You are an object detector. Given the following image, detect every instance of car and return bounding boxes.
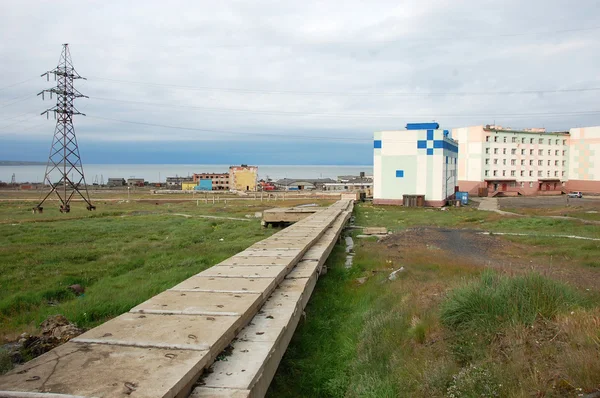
[567,191,583,198]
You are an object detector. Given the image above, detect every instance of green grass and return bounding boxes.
[0,200,284,340]
[271,203,600,397]
[440,271,586,332]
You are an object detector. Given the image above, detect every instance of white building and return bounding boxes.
[374,123,458,207]
[452,125,600,196]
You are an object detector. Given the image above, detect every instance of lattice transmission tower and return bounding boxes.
[34,44,95,213]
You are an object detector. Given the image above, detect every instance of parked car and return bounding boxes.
[567,191,583,198]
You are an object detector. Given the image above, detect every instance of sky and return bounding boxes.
[0,0,599,164]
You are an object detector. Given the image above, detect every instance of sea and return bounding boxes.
[0,164,374,184]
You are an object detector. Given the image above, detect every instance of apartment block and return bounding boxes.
[453,124,600,195]
[453,125,571,196]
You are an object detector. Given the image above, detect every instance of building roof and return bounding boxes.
[274,178,336,186]
[483,125,569,135]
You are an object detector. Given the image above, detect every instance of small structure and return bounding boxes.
[107,178,126,187]
[181,181,198,191]
[229,165,258,191]
[374,123,458,207]
[166,176,193,189]
[127,178,145,187]
[261,206,321,227]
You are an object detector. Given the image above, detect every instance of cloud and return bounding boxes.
[0,0,599,164]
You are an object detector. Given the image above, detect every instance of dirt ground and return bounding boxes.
[378,227,600,292]
[499,195,600,210]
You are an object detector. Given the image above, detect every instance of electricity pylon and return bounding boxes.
[34,44,94,213]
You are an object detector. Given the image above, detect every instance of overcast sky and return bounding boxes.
[0,0,599,164]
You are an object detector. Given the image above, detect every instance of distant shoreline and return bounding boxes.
[0,161,46,166]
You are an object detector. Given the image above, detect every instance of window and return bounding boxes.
[503,159,507,165]
[547,171,550,177]
[563,140,566,145]
[486,136,490,142]
[485,148,490,154]
[485,170,489,176]
[503,148,507,155]
[529,182,533,188]
[521,149,525,155]
[538,149,543,155]
[562,171,565,177]
[502,170,506,176]
[520,171,524,177]
[554,171,559,177]
[548,139,551,145]
[485,158,490,165]
[511,159,516,165]
[529,171,533,177]
[530,138,534,144]
[494,148,498,154]
[530,160,534,166]
[555,160,559,166]
[512,137,517,143]
[511,170,515,177]
[503,136,507,143]
[493,159,498,165]
[530,149,534,155]
[511,148,516,155]
[539,138,543,144]
[494,136,498,142]
[547,150,551,155]
[547,160,551,166]
[493,170,497,176]
[555,139,560,145]
[521,159,525,165]
[562,150,566,156]
[521,138,526,144]
[521,182,525,188]
[538,171,543,177]
[555,150,559,156]
[538,160,543,166]
[562,160,565,166]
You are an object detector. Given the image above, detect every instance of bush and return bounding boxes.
[0,349,12,375]
[440,271,584,332]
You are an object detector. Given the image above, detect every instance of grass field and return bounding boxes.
[0,198,333,344]
[269,202,600,397]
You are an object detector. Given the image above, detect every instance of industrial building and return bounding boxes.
[193,173,229,191]
[107,178,125,187]
[166,176,193,188]
[452,125,600,196]
[374,123,458,207]
[126,178,145,187]
[229,165,258,191]
[274,178,335,191]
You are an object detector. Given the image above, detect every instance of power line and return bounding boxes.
[86,96,600,119]
[0,77,38,92]
[87,76,600,97]
[86,115,371,142]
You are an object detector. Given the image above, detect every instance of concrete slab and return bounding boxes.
[285,260,320,279]
[170,277,276,294]
[190,388,250,398]
[197,265,288,279]
[72,312,240,352]
[217,256,291,267]
[130,291,262,316]
[0,343,209,398]
[201,340,273,389]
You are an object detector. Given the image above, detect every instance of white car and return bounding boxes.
[567,191,583,198]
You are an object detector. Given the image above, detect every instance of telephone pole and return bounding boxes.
[33,44,95,213]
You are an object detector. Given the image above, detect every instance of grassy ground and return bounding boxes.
[0,199,332,343]
[269,202,600,397]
